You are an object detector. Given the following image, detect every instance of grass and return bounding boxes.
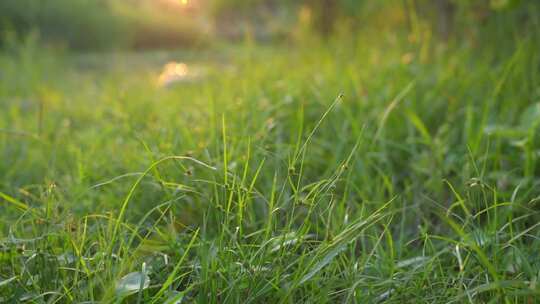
[1,25,540,303]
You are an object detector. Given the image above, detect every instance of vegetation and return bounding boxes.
[0,0,209,50]
[1,1,540,303]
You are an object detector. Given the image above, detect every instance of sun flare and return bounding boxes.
[160,0,190,7]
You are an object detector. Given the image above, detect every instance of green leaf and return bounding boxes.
[298,243,347,285]
[0,276,17,287]
[163,291,187,304]
[115,272,150,297]
[297,197,395,286]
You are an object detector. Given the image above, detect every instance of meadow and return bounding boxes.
[1,7,540,303]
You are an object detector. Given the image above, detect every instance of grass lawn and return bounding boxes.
[1,30,540,302]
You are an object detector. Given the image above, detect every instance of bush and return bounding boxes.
[0,0,210,50]
[0,0,128,50]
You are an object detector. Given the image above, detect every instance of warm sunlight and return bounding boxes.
[2,0,537,302]
[162,0,190,7]
[158,61,189,87]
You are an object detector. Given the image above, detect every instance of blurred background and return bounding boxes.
[0,0,537,51]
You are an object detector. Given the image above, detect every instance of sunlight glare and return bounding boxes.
[158,62,190,87]
[160,0,190,8]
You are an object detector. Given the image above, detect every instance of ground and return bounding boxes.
[1,33,540,303]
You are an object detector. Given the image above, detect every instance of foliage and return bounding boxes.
[0,0,128,49]
[1,2,540,303]
[0,0,209,50]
